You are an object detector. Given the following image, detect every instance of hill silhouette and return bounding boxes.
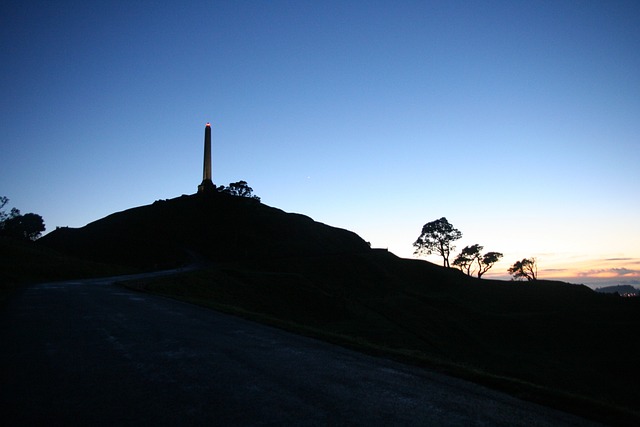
[36,192,640,425]
[39,192,371,269]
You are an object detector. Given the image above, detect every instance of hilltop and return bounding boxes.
[39,192,370,269]
[34,193,640,425]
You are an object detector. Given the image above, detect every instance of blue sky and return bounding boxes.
[2,1,639,287]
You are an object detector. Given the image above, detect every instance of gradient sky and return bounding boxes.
[2,1,639,288]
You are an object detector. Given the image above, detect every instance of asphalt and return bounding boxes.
[0,274,604,426]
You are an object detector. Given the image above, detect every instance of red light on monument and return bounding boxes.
[206,122,211,127]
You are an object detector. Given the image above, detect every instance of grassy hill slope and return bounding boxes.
[32,192,640,425]
[0,237,128,304]
[124,253,640,426]
[39,192,370,269]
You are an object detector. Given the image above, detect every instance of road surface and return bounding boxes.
[1,274,603,426]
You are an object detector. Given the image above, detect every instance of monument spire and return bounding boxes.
[198,122,215,193]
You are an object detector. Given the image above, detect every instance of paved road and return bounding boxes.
[1,275,603,426]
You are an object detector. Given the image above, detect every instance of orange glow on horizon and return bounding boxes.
[477,256,640,284]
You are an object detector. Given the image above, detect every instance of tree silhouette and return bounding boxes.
[453,245,503,278]
[0,196,7,221]
[0,196,45,241]
[0,196,20,223]
[508,257,538,281]
[453,244,482,275]
[477,251,503,278]
[1,212,45,241]
[413,217,462,267]
[219,181,261,202]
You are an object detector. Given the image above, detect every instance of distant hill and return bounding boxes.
[38,192,371,269]
[595,284,640,296]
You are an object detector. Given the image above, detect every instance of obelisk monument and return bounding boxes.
[198,122,215,193]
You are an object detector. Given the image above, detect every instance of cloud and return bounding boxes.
[610,268,638,276]
[577,267,640,278]
[602,257,640,265]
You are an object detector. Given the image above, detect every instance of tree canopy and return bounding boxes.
[0,197,45,241]
[218,181,261,202]
[478,251,503,278]
[452,244,482,275]
[508,257,538,281]
[413,217,462,267]
[0,196,19,223]
[453,244,503,278]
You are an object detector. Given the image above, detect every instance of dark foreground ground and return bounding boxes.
[0,274,603,426]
